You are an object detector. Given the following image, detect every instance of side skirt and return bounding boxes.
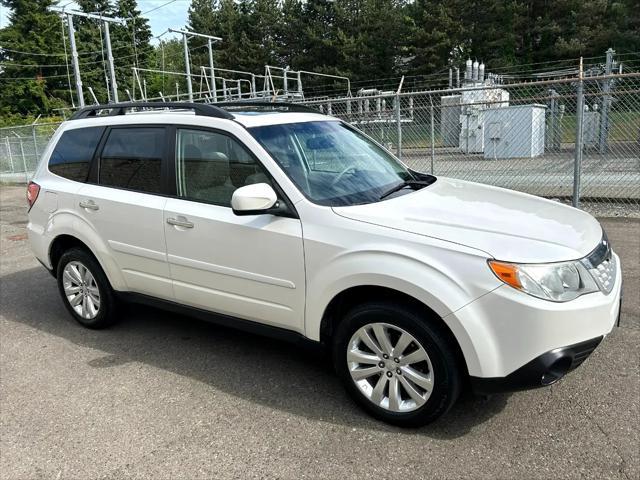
[116,291,322,350]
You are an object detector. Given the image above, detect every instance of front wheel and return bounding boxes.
[333,301,462,427]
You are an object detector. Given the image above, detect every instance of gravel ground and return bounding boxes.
[0,185,638,480]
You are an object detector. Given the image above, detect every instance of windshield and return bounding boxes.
[249,121,423,206]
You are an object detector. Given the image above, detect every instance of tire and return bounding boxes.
[332,301,462,427]
[56,247,119,329]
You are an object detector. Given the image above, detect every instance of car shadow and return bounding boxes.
[0,267,509,438]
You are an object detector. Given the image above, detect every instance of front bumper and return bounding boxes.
[470,336,603,394]
[446,253,622,379]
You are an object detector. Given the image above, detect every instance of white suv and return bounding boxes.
[27,102,622,426]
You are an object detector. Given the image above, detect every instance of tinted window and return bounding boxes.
[176,128,270,206]
[99,127,165,194]
[48,127,104,182]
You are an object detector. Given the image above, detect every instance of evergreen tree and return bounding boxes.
[337,0,411,80]
[245,0,282,71]
[2,0,639,117]
[146,38,187,99]
[186,0,217,69]
[277,0,306,68]
[113,0,153,97]
[407,0,464,75]
[210,0,249,70]
[0,0,68,116]
[297,0,340,73]
[459,0,527,68]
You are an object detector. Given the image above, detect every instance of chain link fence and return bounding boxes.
[302,72,640,213]
[0,122,61,183]
[1,73,638,215]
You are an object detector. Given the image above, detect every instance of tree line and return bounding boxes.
[1,0,639,119]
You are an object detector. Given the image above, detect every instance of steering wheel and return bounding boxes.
[331,165,357,187]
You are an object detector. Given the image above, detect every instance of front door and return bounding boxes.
[163,127,306,332]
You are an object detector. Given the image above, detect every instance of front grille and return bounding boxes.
[581,231,617,295]
[569,337,602,370]
[589,255,617,294]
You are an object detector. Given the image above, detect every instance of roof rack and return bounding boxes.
[69,102,235,120]
[214,101,321,114]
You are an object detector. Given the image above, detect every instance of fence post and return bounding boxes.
[19,137,28,182]
[573,58,585,208]
[32,125,39,165]
[429,94,435,174]
[395,94,402,159]
[5,137,14,173]
[598,48,614,154]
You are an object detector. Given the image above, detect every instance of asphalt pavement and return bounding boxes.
[1,185,638,479]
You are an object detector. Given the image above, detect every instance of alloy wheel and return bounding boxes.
[347,322,434,412]
[62,261,101,320]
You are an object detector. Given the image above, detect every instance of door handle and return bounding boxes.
[167,217,194,229]
[79,200,99,211]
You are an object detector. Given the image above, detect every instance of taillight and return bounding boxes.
[27,181,40,210]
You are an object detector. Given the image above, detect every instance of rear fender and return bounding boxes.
[44,209,126,290]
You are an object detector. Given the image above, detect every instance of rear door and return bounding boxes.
[76,125,173,298]
[163,127,306,332]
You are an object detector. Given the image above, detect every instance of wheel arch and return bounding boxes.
[50,235,92,275]
[48,232,125,290]
[318,285,470,377]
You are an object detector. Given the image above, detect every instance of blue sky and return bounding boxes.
[0,0,190,43]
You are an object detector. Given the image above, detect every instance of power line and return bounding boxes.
[1,45,131,57]
[0,73,73,80]
[0,48,68,57]
[0,58,115,67]
[142,0,180,16]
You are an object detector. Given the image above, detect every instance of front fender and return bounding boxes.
[304,247,500,377]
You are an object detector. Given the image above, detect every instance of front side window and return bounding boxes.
[48,127,104,182]
[175,128,270,206]
[249,121,417,206]
[99,127,165,194]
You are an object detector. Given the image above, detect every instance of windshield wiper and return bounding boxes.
[379,180,433,200]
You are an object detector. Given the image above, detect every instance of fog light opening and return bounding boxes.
[541,357,572,386]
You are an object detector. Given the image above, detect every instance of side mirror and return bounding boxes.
[231,183,279,216]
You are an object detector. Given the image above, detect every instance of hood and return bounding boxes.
[333,177,602,263]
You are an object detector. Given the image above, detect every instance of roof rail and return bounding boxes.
[69,102,235,120]
[215,101,321,114]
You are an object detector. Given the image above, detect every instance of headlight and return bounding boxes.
[488,259,599,302]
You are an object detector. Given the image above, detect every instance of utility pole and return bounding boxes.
[66,14,84,107]
[182,33,192,101]
[208,39,217,102]
[54,9,125,106]
[103,21,119,103]
[168,29,222,103]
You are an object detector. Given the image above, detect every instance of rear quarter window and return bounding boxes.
[48,127,105,182]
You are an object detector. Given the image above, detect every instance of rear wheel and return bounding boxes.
[56,248,118,329]
[333,301,462,427]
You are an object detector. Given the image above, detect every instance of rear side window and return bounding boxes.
[48,127,104,182]
[99,127,165,194]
